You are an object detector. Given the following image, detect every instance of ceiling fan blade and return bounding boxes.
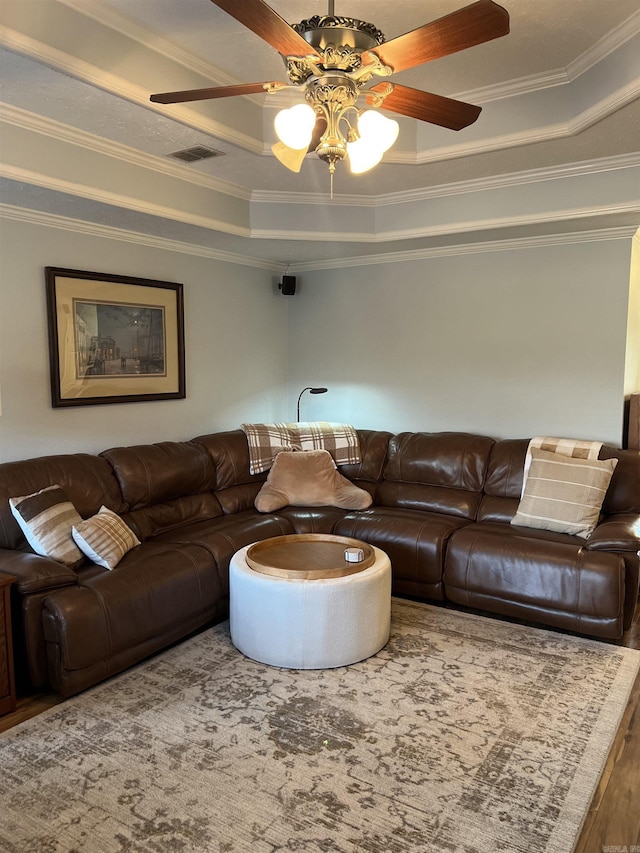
[150,82,283,105]
[363,0,509,74]
[366,83,481,130]
[211,0,319,57]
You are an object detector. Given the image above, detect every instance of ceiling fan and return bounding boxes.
[150,0,510,189]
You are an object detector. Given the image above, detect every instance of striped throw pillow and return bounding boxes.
[9,485,85,568]
[72,506,140,570]
[511,448,617,539]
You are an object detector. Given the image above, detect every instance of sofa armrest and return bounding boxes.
[0,549,79,595]
[585,515,640,552]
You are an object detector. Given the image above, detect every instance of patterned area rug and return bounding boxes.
[1,599,638,852]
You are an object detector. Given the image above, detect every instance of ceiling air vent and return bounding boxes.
[168,145,224,163]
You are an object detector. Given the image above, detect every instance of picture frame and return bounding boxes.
[45,267,186,408]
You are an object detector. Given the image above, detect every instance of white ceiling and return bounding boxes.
[1,0,639,268]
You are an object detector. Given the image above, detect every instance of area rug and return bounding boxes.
[1,600,638,853]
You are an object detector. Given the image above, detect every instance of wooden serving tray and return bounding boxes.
[245,534,375,580]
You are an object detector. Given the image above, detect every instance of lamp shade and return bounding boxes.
[271,142,308,173]
[347,110,399,174]
[359,110,399,153]
[274,104,316,150]
[347,138,385,174]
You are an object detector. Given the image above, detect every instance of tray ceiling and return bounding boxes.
[1,0,639,268]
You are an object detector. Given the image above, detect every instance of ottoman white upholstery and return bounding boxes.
[229,543,391,669]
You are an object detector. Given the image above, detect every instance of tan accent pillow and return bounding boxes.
[9,484,85,568]
[72,506,140,570]
[254,450,372,513]
[511,448,617,539]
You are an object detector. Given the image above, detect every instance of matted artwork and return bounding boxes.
[45,267,185,407]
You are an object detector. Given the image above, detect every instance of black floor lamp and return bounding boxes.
[297,387,328,421]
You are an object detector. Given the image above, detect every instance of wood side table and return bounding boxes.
[0,575,16,715]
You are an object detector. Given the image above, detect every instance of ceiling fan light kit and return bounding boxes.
[150,0,510,193]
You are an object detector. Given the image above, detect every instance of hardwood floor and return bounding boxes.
[576,608,640,852]
[1,605,639,851]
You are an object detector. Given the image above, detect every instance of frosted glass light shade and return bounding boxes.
[358,110,399,152]
[271,142,308,173]
[347,138,384,174]
[274,104,316,150]
[347,110,399,174]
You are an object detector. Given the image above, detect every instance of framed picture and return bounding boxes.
[45,267,185,408]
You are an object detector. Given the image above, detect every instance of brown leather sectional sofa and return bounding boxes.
[1,429,639,698]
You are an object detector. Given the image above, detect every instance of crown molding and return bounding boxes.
[458,9,640,105]
[0,102,250,202]
[0,25,264,155]
[379,152,640,204]
[457,69,569,106]
[0,203,281,271]
[251,202,640,246]
[4,203,634,275]
[567,9,640,80]
[288,227,639,273]
[8,99,637,216]
[0,164,252,239]
[58,0,237,89]
[399,80,640,166]
[252,153,640,209]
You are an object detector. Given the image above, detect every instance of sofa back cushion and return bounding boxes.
[478,439,528,523]
[0,454,125,551]
[378,432,495,519]
[191,430,267,514]
[119,494,223,541]
[337,430,392,500]
[99,442,221,538]
[479,440,640,524]
[600,445,640,514]
[101,441,216,509]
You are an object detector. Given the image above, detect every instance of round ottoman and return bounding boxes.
[229,541,391,669]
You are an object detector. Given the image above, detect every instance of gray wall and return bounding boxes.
[0,217,289,462]
[0,217,634,463]
[287,238,633,446]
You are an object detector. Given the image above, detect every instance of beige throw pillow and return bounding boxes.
[9,484,85,568]
[72,506,140,570]
[511,448,617,539]
[255,450,372,513]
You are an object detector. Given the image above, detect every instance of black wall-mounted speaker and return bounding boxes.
[279,275,296,296]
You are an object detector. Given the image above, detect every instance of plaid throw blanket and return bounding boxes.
[241,422,361,475]
[521,436,603,495]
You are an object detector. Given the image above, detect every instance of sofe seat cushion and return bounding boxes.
[334,506,469,600]
[444,521,626,638]
[254,450,372,513]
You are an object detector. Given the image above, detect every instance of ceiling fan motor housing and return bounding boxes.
[293,16,385,54]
